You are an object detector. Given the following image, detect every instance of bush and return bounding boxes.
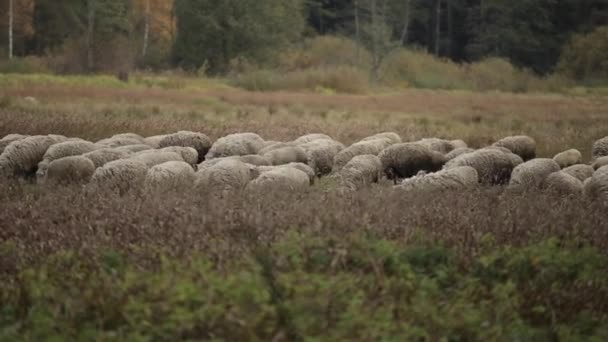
[279,36,372,70]
[0,57,51,74]
[558,26,608,83]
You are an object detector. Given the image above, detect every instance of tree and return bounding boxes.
[8,0,12,59]
[172,0,305,73]
[557,25,608,81]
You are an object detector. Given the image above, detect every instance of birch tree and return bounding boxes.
[8,0,13,59]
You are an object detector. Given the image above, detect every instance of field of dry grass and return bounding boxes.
[2,74,608,339]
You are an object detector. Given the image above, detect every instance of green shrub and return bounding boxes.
[0,57,51,74]
[279,36,372,70]
[557,25,608,84]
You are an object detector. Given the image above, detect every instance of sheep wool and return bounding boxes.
[592,137,608,160]
[83,148,130,168]
[337,154,383,190]
[90,159,148,194]
[0,135,68,178]
[130,151,184,168]
[159,146,199,167]
[96,136,143,148]
[36,140,99,180]
[493,135,536,161]
[583,166,608,204]
[543,171,583,196]
[263,146,308,166]
[205,133,265,159]
[44,156,96,185]
[158,131,212,163]
[247,167,310,193]
[562,164,594,182]
[293,133,333,145]
[379,143,446,181]
[196,159,259,193]
[0,134,28,155]
[257,163,316,184]
[553,149,583,169]
[114,144,153,154]
[398,166,479,192]
[444,149,515,185]
[143,135,168,148]
[299,138,345,176]
[144,161,196,191]
[592,156,608,171]
[360,132,402,144]
[445,147,475,161]
[508,158,561,189]
[416,138,457,154]
[258,142,296,155]
[333,138,393,172]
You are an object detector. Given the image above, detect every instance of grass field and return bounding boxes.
[2,73,608,340]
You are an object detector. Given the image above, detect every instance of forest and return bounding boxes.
[1,0,608,86]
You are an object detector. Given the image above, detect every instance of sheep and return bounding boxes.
[299,138,345,176]
[593,156,608,171]
[592,136,608,160]
[445,147,475,161]
[246,167,310,193]
[553,149,583,169]
[205,133,265,159]
[0,135,68,178]
[562,164,594,182]
[444,149,515,185]
[293,133,333,145]
[143,135,168,148]
[508,158,561,190]
[416,138,456,154]
[36,140,99,181]
[90,159,148,195]
[82,148,130,168]
[195,159,259,193]
[483,146,513,154]
[159,146,199,167]
[256,163,316,184]
[360,132,402,144]
[96,136,143,148]
[144,161,196,192]
[332,138,393,172]
[114,144,153,154]
[398,166,479,193]
[336,154,383,190]
[583,166,608,203]
[378,143,446,182]
[130,151,183,168]
[111,133,145,142]
[450,139,468,149]
[237,154,272,166]
[0,134,27,155]
[44,156,96,185]
[258,142,296,155]
[158,131,212,163]
[493,135,536,161]
[262,146,308,166]
[543,171,583,196]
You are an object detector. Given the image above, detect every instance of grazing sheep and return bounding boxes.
[583,166,608,203]
[44,156,96,185]
[293,133,333,145]
[96,136,142,148]
[90,159,148,194]
[299,138,345,176]
[114,144,153,154]
[158,131,212,163]
[379,143,446,182]
[0,135,68,178]
[445,147,475,161]
[144,161,196,191]
[263,146,309,166]
[247,167,310,193]
[543,171,583,196]
[143,135,168,148]
[508,158,561,189]
[258,142,296,155]
[197,155,271,172]
[553,149,583,169]
[83,148,130,168]
[196,159,259,193]
[493,135,536,161]
[483,145,513,154]
[205,133,265,159]
[159,146,199,167]
[398,166,479,192]
[592,137,608,159]
[562,164,594,182]
[360,132,402,144]
[450,139,468,149]
[111,133,145,142]
[444,149,515,185]
[593,156,608,171]
[36,140,99,181]
[0,134,27,154]
[130,151,183,168]
[332,138,393,171]
[257,163,316,184]
[336,154,383,190]
[416,138,456,154]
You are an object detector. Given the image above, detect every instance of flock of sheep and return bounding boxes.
[1,130,608,202]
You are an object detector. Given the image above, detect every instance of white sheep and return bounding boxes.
[416,138,457,154]
[0,135,68,178]
[379,143,446,182]
[293,133,333,145]
[144,161,196,191]
[0,134,28,155]
[143,135,168,148]
[493,135,536,161]
[159,146,199,167]
[445,147,475,161]
[195,159,259,193]
[36,140,99,181]
[158,131,212,163]
[113,144,153,154]
[82,148,130,168]
[96,133,144,147]
[583,166,608,204]
[205,133,265,159]
[256,163,316,184]
[398,166,479,192]
[246,167,310,193]
[44,156,96,185]
[299,138,345,176]
[508,158,561,190]
[543,171,583,196]
[592,156,608,171]
[90,159,148,194]
[332,138,393,172]
[130,151,184,168]
[258,141,296,155]
[592,136,608,160]
[263,146,309,166]
[336,154,383,190]
[562,164,594,182]
[553,149,583,169]
[360,132,402,144]
[444,149,515,185]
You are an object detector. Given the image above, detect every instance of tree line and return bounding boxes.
[2,0,608,77]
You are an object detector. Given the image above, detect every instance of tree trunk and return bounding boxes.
[8,0,13,59]
[87,0,96,72]
[447,0,452,57]
[399,0,411,46]
[355,0,360,65]
[142,0,151,57]
[434,0,441,56]
[371,0,379,81]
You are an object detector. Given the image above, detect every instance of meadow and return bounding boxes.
[2,73,608,340]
